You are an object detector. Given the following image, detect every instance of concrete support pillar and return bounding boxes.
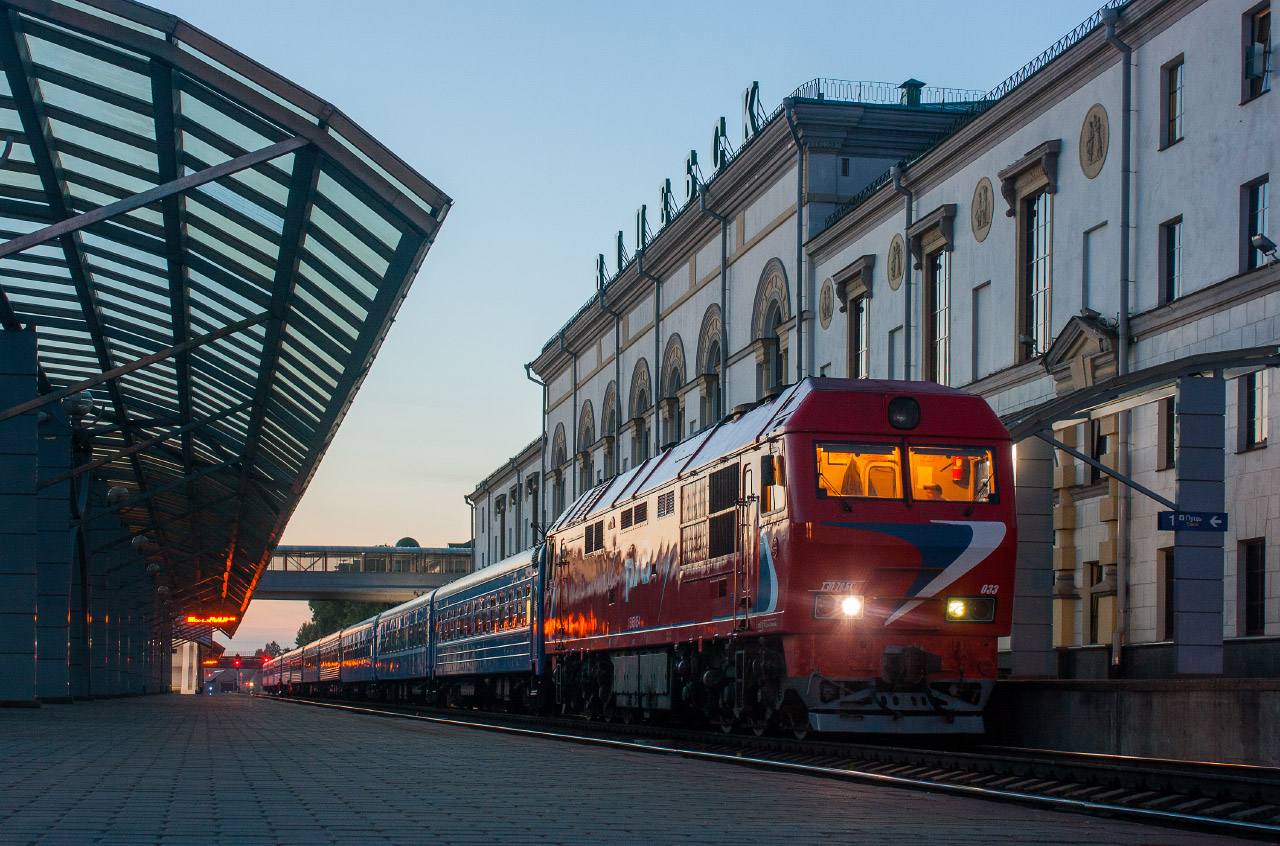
[87,528,108,697]
[1012,435,1056,677]
[35,414,71,702]
[0,329,38,705]
[68,529,88,698]
[1173,374,1226,676]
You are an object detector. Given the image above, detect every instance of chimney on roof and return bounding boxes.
[899,79,925,107]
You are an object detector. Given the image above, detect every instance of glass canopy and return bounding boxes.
[0,0,450,632]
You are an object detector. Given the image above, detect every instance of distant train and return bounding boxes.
[265,378,1017,735]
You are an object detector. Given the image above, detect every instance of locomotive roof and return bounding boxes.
[551,377,1006,530]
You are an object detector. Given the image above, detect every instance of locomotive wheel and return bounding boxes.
[718,711,737,734]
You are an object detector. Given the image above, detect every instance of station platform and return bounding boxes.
[0,695,1256,846]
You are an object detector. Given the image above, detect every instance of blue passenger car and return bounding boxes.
[340,618,377,689]
[374,591,434,700]
[431,546,544,707]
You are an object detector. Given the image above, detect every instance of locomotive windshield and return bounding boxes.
[908,446,997,503]
[815,443,903,498]
[815,442,997,503]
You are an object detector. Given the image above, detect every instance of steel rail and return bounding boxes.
[262,696,1280,840]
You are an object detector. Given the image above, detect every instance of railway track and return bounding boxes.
[262,695,1280,841]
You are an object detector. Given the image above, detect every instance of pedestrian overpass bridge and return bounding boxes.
[254,546,472,603]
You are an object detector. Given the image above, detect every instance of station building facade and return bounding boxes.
[469,0,1279,678]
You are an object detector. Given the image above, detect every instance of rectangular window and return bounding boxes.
[1245,4,1272,101]
[1245,177,1270,271]
[1088,419,1109,485]
[1162,57,1184,146]
[1088,562,1105,644]
[707,465,739,559]
[1022,191,1053,358]
[925,250,951,385]
[1160,547,1175,640]
[816,442,903,499]
[1243,537,1266,635]
[907,446,997,503]
[971,282,990,382]
[1240,369,1269,449]
[1161,217,1182,303]
[887,326,901,380]
[1157,397,1177,470]
[850,295,869,379]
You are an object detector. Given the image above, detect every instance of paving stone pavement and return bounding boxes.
[0,695,1258,845]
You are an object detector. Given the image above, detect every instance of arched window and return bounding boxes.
[629,359,652,469]
[551,423,567,516]
[660,334,686,449]
[578,401,596,493]
[752,259,792,399]
[696,305,724,429]
[601,382,618,479]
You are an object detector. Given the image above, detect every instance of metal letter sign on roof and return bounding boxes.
[0,0,451,634]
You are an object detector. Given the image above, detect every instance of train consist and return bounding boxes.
[265,378,1017,734]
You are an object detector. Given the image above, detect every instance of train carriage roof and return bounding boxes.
[551,377,1007,530]
[433,546,538,604]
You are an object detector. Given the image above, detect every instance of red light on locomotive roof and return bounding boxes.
[186,615,237,624]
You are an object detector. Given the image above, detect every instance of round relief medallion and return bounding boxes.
[971,177,994,242]
[818,278,835,329]
[887,234,905,291]
[1079,103,1109,179]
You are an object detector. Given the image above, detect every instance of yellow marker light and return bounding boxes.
[945,596,996,622]
[841,596,863,617]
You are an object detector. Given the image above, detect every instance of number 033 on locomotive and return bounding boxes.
[544,377,1017,734]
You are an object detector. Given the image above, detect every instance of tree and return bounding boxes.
[258,641,283,658]
[295,600,392,647]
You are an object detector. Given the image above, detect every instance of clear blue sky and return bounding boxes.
[150,0,1108,651]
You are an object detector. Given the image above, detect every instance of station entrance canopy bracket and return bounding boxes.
[0,0,451,635]
[1001,346,1280,510]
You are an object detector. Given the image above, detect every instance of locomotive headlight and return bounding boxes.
[945,596,996,622]
[815,593,865,619]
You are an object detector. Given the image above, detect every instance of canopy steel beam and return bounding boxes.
[1034,430,1178,511]
[73,457,240,529]
[0,8,175,570]
[1002,346,1280,442]
[0,313,268,423]
[0,135,308,262]
[224,142,320,600]
[37,401,250,490]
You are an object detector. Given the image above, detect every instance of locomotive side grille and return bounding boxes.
[657,490,675,518]
[621,508,634,529]
[633,501,648,524]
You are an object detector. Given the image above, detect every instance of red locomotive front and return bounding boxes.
[544,378,1016,734]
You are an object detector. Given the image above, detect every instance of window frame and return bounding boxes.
[1238,369,1269,451]
[814,440,905,501]
[1242,537,1267,636]
[1160,54,1185,149]
[1243,2,1272,103]
[1159,215,1183,304]
[1020,189,1053,360]
[924,249,951,386]
[1242,175,1270,272]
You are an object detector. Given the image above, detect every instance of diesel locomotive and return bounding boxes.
[265,377,1017,735]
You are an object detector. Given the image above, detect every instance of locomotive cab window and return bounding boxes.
[815,443,903,498]
[908,446,997,503]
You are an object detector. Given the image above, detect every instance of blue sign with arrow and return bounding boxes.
[1157,511,1228,532]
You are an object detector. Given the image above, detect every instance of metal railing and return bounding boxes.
[267,547,471,576]
[789,78,986,107]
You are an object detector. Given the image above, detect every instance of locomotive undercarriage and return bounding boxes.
[552,636,810,736]
[552,639,992,735]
